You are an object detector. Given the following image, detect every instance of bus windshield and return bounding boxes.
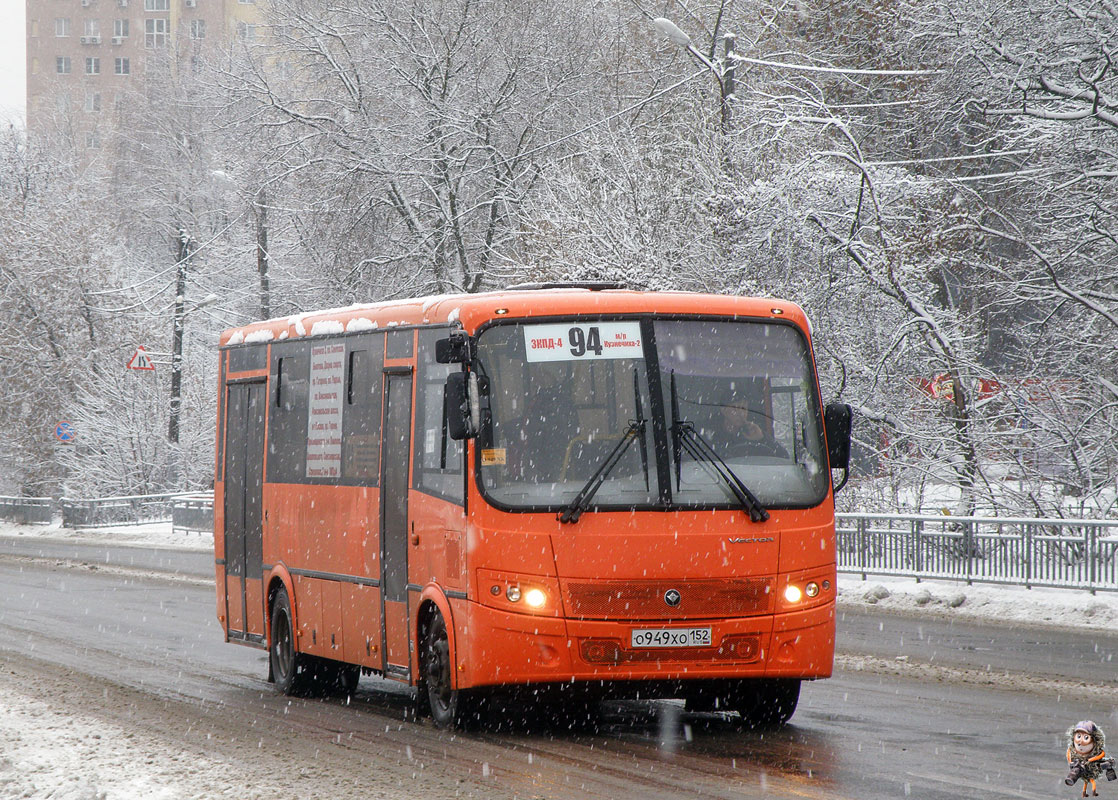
[475,317,828,512]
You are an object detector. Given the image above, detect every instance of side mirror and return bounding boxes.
[445,372,481,440]
[435,333,473,364]
[824,402,852,471]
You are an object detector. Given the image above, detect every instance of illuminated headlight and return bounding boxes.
[524,588,547,608]
[506,585,521,602]
[805,582,820,598]
[783,585,803,604]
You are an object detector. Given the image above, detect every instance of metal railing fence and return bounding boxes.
[60,493,192,529]
[836,512,1118,593]
[171,495,214,536]
[0,496,54,524]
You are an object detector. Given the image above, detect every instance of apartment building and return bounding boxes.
[26,0,262,149]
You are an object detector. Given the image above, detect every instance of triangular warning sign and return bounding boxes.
[127,346,156,371]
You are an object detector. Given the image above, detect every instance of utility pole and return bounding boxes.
[652,18,738,157]
[168,227,191,445]
[254,187,270,319]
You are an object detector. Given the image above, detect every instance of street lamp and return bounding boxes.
[652,17,737,135]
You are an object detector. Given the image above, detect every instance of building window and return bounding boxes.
[54,18,71,37]
[86,131,101,149]
[236,21,256,41]
[114,57,130,75]
[85,57,101,75]
[84,19,101,37]
[190,19,205,39]
[114,19,129,38]
[144,0,170,10]
[237,0,255,4]
[144,18,169,47]
[85,92,102,113]
[56,94,71,113]
[56,56,72,74]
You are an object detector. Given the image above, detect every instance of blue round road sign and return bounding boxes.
[55,421,75,442]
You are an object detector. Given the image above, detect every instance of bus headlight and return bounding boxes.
[478,569,561,616]
[805,581,820,598]
[783,584,803,604]
[524,588,547,608]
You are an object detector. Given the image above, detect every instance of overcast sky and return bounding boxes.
[1,0,26,125]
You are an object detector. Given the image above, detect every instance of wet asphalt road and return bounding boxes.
[0,538,1114,798]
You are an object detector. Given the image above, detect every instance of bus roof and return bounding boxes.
[218,288,810,348]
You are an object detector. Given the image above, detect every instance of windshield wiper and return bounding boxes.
[670,372,770,523]
[559,375,649,524]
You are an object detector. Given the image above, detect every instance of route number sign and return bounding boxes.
[523,322,643,363]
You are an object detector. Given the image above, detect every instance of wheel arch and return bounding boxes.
[265,564,296,649]
[415,584,460,690]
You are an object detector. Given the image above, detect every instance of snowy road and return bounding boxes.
[0,551,1113,799]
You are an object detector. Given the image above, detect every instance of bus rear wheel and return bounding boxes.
[420,610,471,729]
[270,586,314,696]
[734,679,800,728]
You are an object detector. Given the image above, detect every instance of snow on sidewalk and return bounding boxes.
[0,519,212,552]
[838,573,1118,630]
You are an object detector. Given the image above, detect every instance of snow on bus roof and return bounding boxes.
[219,289,806,347]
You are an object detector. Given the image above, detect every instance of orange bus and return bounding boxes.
[215,284,851,727]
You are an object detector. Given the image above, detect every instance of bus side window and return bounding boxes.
[342,340,383,484]
[416,329,464,504]
[268,346,310,483]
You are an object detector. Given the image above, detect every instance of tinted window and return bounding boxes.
[268,343,309,483]
[415,329,464,504]
[342,336,383,485]
[227,344,266,373]
[386,329,413,359]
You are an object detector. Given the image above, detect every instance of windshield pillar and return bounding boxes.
[640,319,673,505]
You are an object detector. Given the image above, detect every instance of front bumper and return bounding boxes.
[457,599,835,689]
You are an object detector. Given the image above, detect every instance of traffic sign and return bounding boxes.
[127,346,156,371]
[55,421,75,443]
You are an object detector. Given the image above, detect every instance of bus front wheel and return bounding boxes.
[420,610,471,729]
[270,586,313,696]
[734,679,800,728]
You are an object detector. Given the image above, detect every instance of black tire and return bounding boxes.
[270,586,314,696]
[339,663,360,695]
[734,679,800,728]
[420,610,472,729]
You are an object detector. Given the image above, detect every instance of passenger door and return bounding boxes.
[222,380,267,644]
[380,368,413,679]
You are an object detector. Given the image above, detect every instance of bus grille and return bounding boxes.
[563,578,774,620]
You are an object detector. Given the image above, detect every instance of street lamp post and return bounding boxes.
[652,17,738,136]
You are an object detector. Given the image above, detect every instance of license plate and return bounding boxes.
[630,627,712,649]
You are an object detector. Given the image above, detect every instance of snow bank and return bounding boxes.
[838,573,1118,630]
[0,520,212,551]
